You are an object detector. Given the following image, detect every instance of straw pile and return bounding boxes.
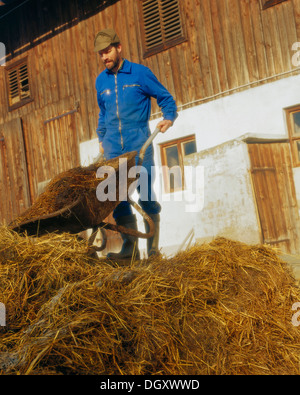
[0,226,300,375]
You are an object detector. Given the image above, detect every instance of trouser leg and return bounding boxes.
[143,213,160,257]
[137,163,161,257]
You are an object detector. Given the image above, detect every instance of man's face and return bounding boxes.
[99,44,122,72]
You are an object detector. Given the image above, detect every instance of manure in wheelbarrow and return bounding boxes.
[0,229,300,375]
[10,154,134,229]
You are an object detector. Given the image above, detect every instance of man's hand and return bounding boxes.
[156,119,173,133]
[99,142,104,154]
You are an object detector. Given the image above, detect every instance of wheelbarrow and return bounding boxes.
[9,128,161,256]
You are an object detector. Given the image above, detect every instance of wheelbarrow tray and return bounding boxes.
[10,151,139,237]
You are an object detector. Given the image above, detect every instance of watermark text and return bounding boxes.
[292,42,300,67]
[0,302,5,326]
[95,159,205,213]
[0,42,6,66]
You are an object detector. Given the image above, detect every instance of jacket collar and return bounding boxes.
[105,59,132,74]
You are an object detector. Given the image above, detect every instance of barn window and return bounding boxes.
[139,0,186,58]
[6,58,32,110]
[261,0,287,9]
[160,135,197,193]
[285,105,300,167]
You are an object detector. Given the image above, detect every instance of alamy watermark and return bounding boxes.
[0,42,6,66]
[292,42,300,67]
[292,302,300,327]
[0,303,5,326]
[96,159,205,213]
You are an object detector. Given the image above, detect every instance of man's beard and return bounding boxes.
[105,58,119,71]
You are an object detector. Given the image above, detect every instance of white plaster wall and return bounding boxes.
[79,137,100,166]
[149,74,300,153]
[183,139,261,246]
[136,139,262,257]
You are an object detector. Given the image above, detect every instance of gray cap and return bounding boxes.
[94,28,120,52]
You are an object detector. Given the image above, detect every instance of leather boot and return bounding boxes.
[106,214,140,260]
[144,213,160,258]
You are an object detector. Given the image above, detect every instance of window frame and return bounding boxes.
[261,0,287,10]
[160,135,197,193]
[285,104,300,167]
[138,0,187,59]
[5,57,33,111]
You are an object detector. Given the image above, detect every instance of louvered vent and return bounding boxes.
[141,0,185,56]
[7,61,30,108]
[161,0,182,40]
[143,0,162,50]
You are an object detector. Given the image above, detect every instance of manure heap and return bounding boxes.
[0,227,300,375]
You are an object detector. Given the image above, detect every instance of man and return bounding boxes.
[94,28,177,260]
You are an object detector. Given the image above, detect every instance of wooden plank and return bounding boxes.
[249,0,269,80]
[52,7,71,101]
[217,0,239,89]
[169,45,184,106]
[210,0,229,92]
[200,0,221,95]
[275,2,295,72]
[293,0,300,41]
[161,46,177,99]
[43,104,80,177]
[264,144,287,237]
[263,5,285,75]
[0,139,11,224]
[0,118,31,224]
[240,0,259,82]
[185,0,207,100]
[116,0,131,62]
[229,0,250,86]
[130,0,143,63]
[73,20,88,142]
[281,1,298,69]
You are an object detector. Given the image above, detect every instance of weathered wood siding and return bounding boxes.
[0,0,299,223]
[0,118,31,224]
[248,142,300,254]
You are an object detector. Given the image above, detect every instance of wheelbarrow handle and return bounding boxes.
[93,127,160,167]
[137,127,161,166]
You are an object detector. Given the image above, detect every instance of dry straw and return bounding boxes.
[0,226,300,375]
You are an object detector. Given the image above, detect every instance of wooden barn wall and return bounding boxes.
[248,142,300,254]
[0,0,299,222]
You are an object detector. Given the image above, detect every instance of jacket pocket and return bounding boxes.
[122,84,141,90]
[122,84,142,104]
[100,89,111,96]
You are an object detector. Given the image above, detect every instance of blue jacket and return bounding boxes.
[95,59,177,161]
